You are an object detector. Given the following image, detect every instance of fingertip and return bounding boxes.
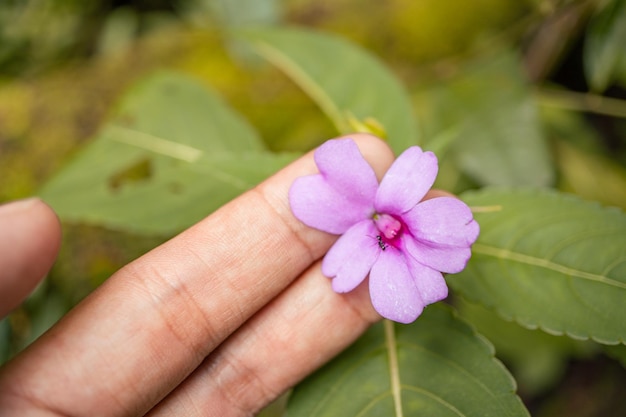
[0,198,62,317]
[20,198,63,257]
[338,133,396,181]
[422,189,456,201]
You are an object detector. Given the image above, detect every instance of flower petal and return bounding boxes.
[369,249,424,323]
[289,176,368,234]
[375,146,438,215]
[403,235,473,274]
[315,139,379,201]
[289,139,378,234]
[403,197,480,247]
[322,220,380,293]
[404,255,448,305]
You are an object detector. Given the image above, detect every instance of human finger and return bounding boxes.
[0,198,62,318]
[146,187,447,416]
[0,134,395,417]
[146,258,377,416]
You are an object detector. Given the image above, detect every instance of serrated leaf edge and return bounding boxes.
[447,309,530,417]
[460,187,626,345]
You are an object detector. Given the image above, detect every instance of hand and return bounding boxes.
[0,134,447,416]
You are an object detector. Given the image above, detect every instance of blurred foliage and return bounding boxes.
[39,71,298,235]
[584,0,626,92]
[415,50,554,188]
[0,0,98,76]
[1,0,626,416]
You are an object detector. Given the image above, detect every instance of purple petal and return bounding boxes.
[403,197,480,247]
[289,139,378,234]
[375,146,438,215]
[289,176,370,234]
[403,235,473,274]
[404,255,448,305]
[322,220,380,293]
[369,249,424,323]
[315,139,379,201]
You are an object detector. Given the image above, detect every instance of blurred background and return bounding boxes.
[1,0,625,416]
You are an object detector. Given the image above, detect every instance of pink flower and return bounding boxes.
[289,139,479,323]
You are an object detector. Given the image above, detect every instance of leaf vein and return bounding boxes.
[402,385,466,417]
[402,342,499,404]
[354,392,392,417]
[543,229,626,262]
[473,243,626,290]
[307,346,387,417]
[601,255,626,277]
[107,124,203,162]
[252,40,350,133]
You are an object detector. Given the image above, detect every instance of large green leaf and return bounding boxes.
[111,71,264,153]
[450,188,626,344]
[456,298,595,396]
[40,71,297,235]
[414,51,554,187]
[584,0,626,92]
[287,305,528,417]
[238,26,420,152]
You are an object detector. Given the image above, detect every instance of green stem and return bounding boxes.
[252,41,351,134]
[384,319,404,417]
[535,87,626,119]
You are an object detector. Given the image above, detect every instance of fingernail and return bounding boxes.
[0,197,41,216]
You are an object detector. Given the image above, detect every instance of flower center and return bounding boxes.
[373,213,403,241]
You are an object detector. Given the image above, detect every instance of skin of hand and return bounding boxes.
[0,134,451,417]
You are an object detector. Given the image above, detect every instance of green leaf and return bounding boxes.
[112,71,264,153]
[456,298,595,396]
[414,51,554,187]
[238,26,420,153]
[450,188,626,345]
[286,305,528,417]
[40,71,298,235]
[584,0,626,92]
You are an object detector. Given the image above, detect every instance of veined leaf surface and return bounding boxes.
[450,188,626,344]
[239,26,420,153]
[40,71,297,235]
[287,305,528,417]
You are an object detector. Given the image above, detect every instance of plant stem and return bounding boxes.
[536,87,626,119]
[384,319,404,417]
